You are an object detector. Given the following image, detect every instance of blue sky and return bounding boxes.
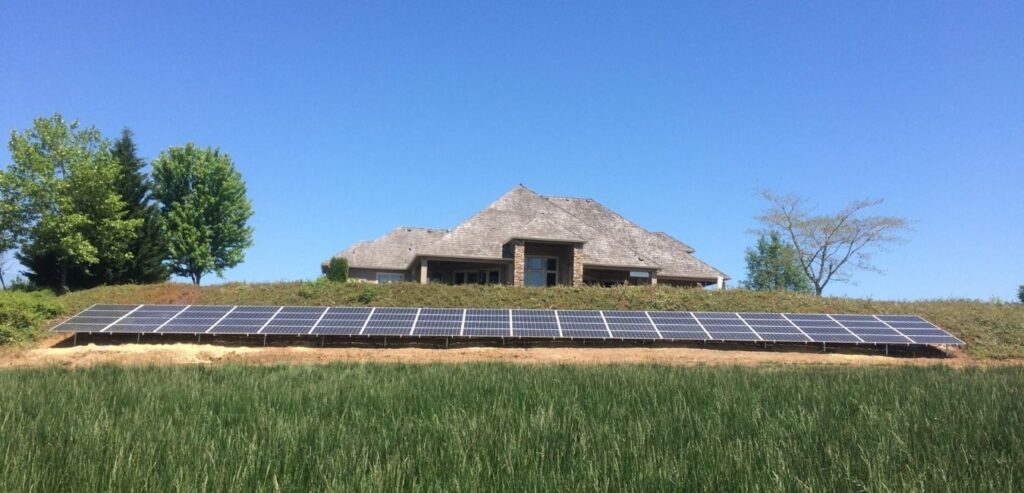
[1,1,1021,300]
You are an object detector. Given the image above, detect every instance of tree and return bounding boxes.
[742,232,812,292]
[327,257,349,282]
[755,190,910,296]
[104,129,169,283]
[17,129,170,288]
[151,143,253,285]
[1,115,140,292]
[1018,285,1023,303]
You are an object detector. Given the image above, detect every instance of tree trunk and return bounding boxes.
[59,265,70,294]
[814,285,824,297]
[191,271,202,285]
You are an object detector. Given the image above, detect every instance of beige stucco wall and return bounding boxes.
[348,268,410,284]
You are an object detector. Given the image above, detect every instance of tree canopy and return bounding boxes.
[742,232,812,292]
[151,144,253,285]
[1,115,140,292]
[755,190,910,296]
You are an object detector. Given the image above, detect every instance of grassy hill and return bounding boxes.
[7,281,1021,359]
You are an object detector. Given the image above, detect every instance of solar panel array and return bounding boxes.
[51,304,964,346]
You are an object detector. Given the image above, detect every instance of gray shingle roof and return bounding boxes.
[325,227,446,270]
[326,185,728,280]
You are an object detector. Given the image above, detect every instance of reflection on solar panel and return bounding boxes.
[51,304,965,346]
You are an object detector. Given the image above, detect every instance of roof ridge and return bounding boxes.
[542,195,655,265]
[542,194,594,201]
[393,226,449,233]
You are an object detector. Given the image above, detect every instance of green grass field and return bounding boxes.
[1,364,1020,491]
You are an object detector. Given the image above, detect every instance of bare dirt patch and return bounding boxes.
[1,334,1001,369]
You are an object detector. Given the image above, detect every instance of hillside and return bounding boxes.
[25,282,1021,360]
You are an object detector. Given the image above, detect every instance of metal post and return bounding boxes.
[73,333,78,346]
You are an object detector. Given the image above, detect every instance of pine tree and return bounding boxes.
[104,129,168,283]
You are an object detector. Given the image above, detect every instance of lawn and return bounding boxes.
[0,364,1020,491]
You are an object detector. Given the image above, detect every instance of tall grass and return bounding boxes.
[59,282,1024,359]
[0,364,1021,491]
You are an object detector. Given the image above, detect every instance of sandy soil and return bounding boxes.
[0,333,1003,369]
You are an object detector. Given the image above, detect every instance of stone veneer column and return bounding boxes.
[512,240,526,286]
[571,244,584,286]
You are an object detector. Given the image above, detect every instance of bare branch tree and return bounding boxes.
[754,190,910,296]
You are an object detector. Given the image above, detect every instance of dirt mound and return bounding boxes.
[1,334,991,369]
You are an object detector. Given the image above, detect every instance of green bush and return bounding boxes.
[0,291,66,345]
[326,257,349,283]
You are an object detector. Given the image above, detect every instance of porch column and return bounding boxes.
[571,244,584,287]
[650,272,658,287]
[512,240,525,286]
[716,276,724,290]
[419,259,429,284]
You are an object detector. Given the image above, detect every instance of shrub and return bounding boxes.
[357,285,377,304]
[0,291,65,345]
[1018,285,1023,303]
[327,257,349,283]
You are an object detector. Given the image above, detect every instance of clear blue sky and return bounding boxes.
[2,1,1022,300]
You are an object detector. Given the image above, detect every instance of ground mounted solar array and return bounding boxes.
[51,304,965,346]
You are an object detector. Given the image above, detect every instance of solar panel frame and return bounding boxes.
[49,305,965,347]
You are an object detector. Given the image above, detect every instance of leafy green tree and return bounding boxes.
[18,129,170,288]
[327,257,349,282]
[1018,285,1023,303]
[742,232,812,292]
[151,144,253,285]
[1,115,140,292]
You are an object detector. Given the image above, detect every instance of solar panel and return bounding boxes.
[51,304,965,347]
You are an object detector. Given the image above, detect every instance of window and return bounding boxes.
[376,272,404,284]
[452,269,502,285]
[525,256,558,287]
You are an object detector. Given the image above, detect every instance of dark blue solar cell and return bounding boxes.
[561,321,608,338]
[513,327,560,338]
[894,328,950,337]
[804,334,861,344]
[659,331,709,341]
[363,308,417,336]
[876,315,927,323]
[749,326,805,336]
[908,335,963,345]
[313,307,372,335]
[858,334,914,344]
[759,333,810,343]
[707,332,760,342]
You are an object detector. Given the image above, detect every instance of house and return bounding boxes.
[323,185,728,288]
